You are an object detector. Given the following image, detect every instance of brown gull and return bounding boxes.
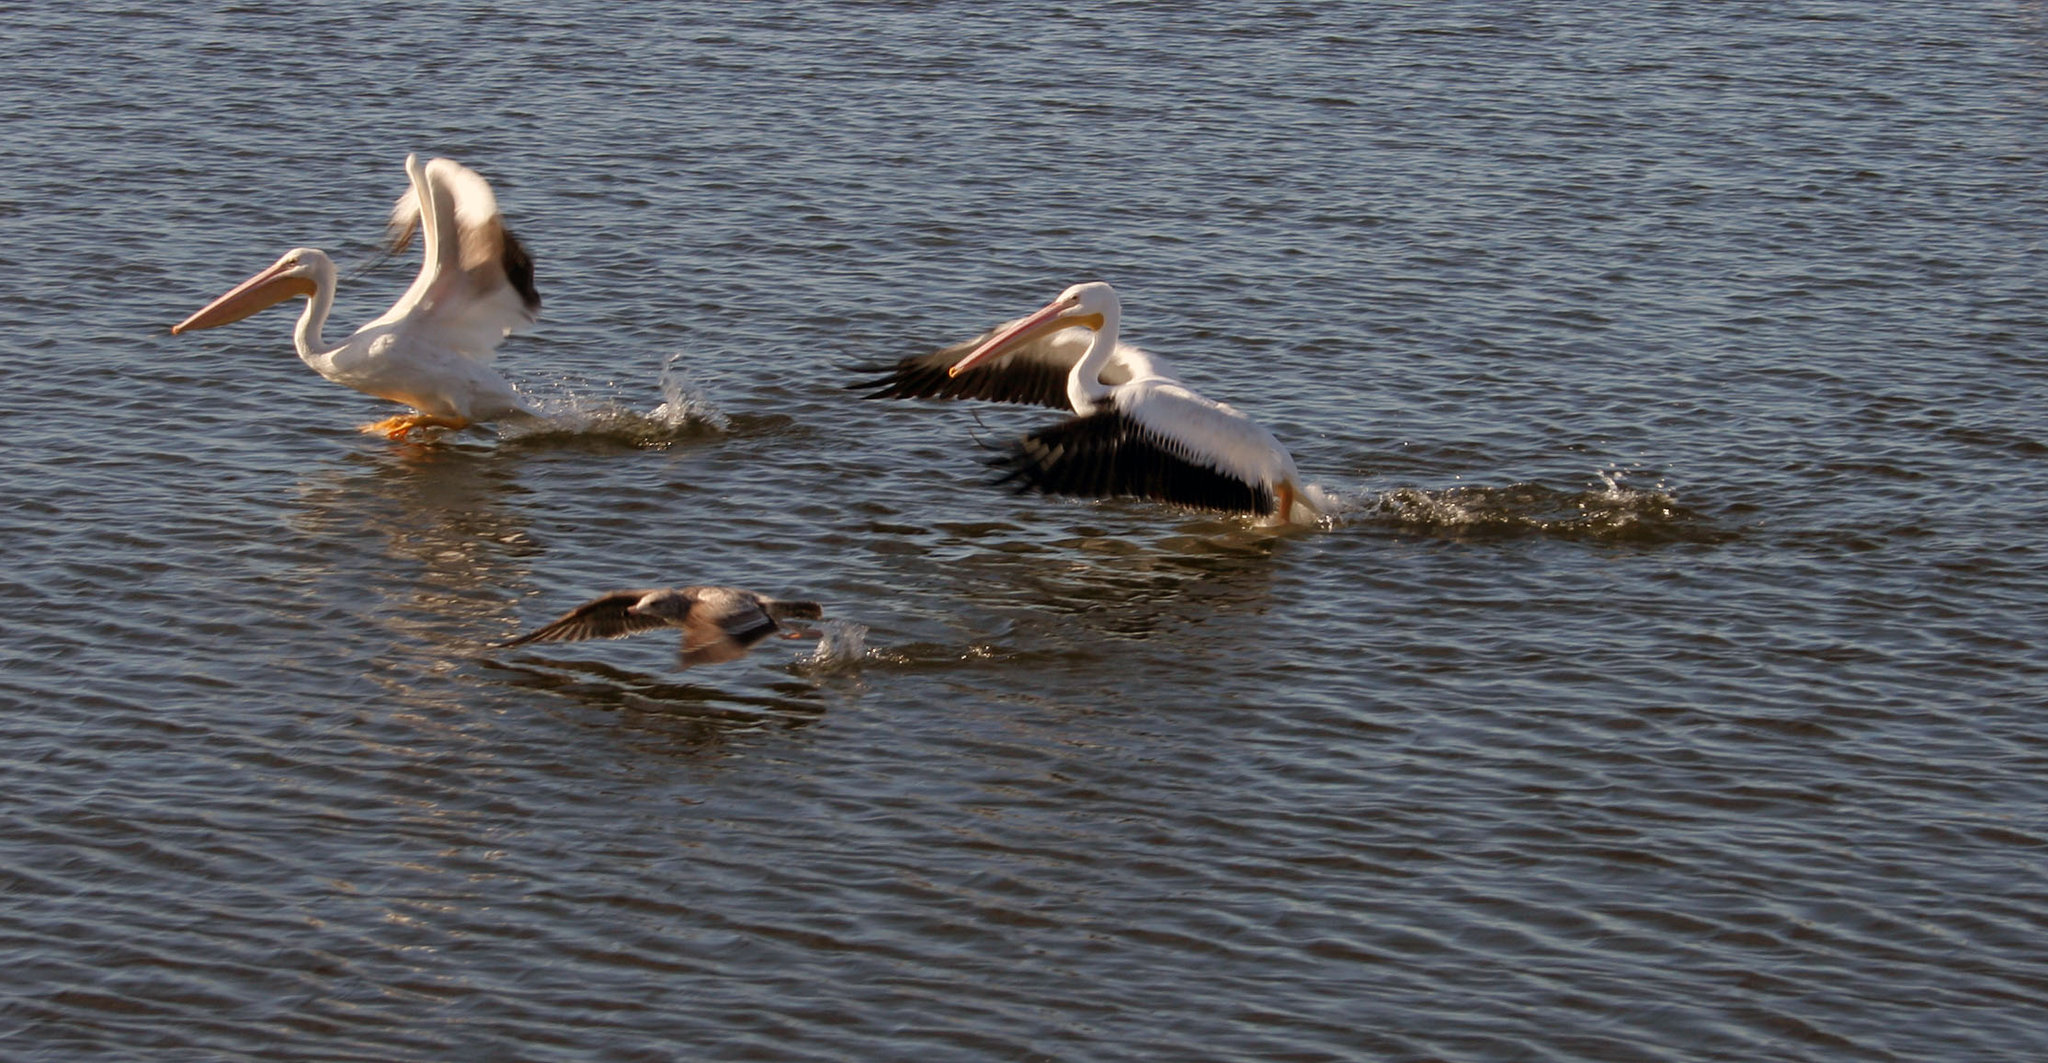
[496,587,824,668]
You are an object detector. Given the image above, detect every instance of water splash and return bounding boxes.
[795,620,870,673]
[647,351,732,433]
[1356,469,1727,544]
[497,352,729,447]
[1295,483,1347,528]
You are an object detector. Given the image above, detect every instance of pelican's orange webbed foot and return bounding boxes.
[359,415,418,439]
[358,414,471,441]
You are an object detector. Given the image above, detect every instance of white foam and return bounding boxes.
[646,351,731,433]
[797,620,870,672]
[495,352,729,443]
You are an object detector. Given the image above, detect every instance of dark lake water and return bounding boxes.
[4,2,2046,1060]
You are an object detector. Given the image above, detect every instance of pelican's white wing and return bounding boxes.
[989,380,1300,517]
[375,155,540,361]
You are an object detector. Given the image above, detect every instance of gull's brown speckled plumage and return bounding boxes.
[496,586,824,668]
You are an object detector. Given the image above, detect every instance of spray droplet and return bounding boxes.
[649,352,731,432]
[800,620,869,671]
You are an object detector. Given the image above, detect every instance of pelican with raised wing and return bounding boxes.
[854,281,1319,524]
[496,586,825,669]
[171,154,541,441]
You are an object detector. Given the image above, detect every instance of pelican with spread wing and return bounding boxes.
[855,281,1319,524]
[172,154,541,440]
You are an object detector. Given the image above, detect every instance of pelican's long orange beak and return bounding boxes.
[171,259,316,334]
[947,294,1104,377]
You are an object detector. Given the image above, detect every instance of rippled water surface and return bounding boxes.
[5,3,2047,1060]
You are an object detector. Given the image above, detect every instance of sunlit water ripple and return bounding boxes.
[3,3,2046,1060]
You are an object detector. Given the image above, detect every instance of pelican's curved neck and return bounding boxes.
[1066,303,1122,413]
[292,257,339,361]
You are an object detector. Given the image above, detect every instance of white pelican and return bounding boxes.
[854,281,1319,523]
[496,587,825,669]
[171,154,541,441]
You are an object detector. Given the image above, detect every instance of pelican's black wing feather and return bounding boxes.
[988,409,1275,516]
[500,228,541,315]
[847,328,1079,410]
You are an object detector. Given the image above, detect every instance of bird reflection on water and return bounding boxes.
[486,655,832,758]
[887,513,1295,689]
[287,444,815,711]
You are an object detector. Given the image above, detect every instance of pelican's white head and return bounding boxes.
[1060,280,1120,319]
[171,248,336,334]
[948,280,1121,378]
